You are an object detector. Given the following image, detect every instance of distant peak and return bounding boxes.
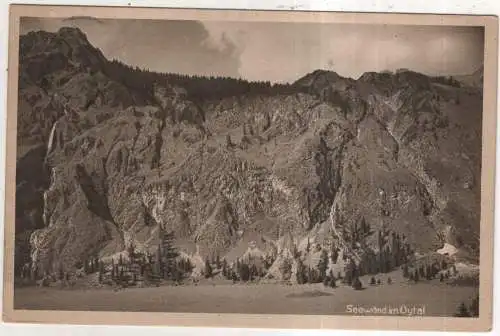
[57,26,89,40]
[293,69,345,87]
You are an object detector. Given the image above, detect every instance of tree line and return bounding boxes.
[102,59,304,104]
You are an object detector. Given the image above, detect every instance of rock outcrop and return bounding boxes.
[15,27,483,278]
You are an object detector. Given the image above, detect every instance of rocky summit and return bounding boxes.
[15,27,483,280]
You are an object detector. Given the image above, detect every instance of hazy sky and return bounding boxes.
[20,17,484,83]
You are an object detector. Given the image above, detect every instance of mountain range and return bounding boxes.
[15,27,483,279]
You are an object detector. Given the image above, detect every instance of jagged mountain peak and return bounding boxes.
[19,26,107,85]
[20,26,99,58]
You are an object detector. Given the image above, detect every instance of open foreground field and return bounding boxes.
[14,279,477,317]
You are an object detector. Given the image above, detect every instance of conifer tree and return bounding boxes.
[279,258,292,281]
[419,266,425,279]
[377,230,384,272]
[330,245,339,264]
[323,274,330,287]
[154,244,163,277]
[454,302,471,317]
[307,267,313,284]
[160,230,179,280]
[111,259,116,280]
[296,259,307,285]
[469,295,479,317]
[216,255,221,269]
[292,244,300,259]
[98,260,105,283]
[344,259,356,285]
[317,250,329,282]
[329,273,337,288]
[94,255,100,272]
[127,242,136,261]
[250,264,258,281]
[222,259,228,278]
[204,257,213,278]
[225,134,233,148]
[83,259,89,274]
[239,262,250,282]
[58,264,64,281]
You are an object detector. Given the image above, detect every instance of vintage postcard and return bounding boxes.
[2,4,498,332]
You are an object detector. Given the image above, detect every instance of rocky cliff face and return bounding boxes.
[15,27,483,278]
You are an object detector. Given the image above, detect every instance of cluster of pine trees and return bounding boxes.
[295,250,330,285]
[402,258,457,283]
[371,227,414,274]
[285,218,416,291]
[334,218,414,278]
[81,255,101,275]
[203,256,272,282]
[292,242,366,290]
[89,230,194,287]
[220,256,272,282]
[202,254,275,283]
[103,59,304,104]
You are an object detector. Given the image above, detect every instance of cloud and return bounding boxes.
[202,21,484,83]
[20,17,484,83]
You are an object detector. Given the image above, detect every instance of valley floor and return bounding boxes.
[14,277,477,317]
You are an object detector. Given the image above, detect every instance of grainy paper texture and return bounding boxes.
[3,4,498,332]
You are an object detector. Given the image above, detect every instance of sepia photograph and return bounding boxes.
[3,5,498,332]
